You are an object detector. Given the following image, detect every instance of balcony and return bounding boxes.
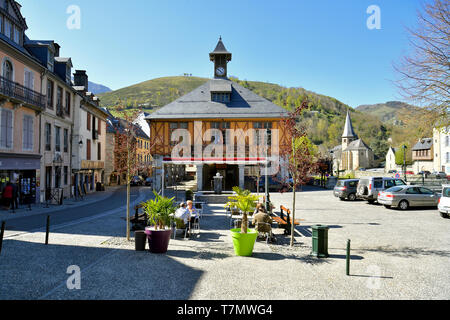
[0,76,46,110]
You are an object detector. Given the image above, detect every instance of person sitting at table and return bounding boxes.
[253,205,275,242]
[253,203,266,215]
[174,202,190,225]
[186,200,199,225]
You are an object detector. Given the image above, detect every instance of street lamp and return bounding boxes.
[402,145,408,181]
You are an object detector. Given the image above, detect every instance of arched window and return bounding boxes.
[2,59,13,81]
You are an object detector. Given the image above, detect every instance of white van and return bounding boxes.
[438,185,450,219]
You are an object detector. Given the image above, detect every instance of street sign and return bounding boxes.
[395,173,400,179]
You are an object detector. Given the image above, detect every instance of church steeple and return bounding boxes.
[342,110,357,150]
[209,37,232,78]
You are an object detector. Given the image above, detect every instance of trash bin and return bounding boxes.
[135,230,147,251]
[311,225,329,258]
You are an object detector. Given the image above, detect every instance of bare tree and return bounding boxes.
[279,101,319,246]
[112,104,149,240]
[394,0,449,125]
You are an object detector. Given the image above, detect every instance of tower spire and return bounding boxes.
[342,110,357,138]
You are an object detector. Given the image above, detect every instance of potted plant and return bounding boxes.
[141,191,176,254]
[226,187,259,257]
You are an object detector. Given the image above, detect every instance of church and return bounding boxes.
[331,111,374,173]
[146,38,290,192]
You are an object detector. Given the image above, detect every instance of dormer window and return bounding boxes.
[14,26,20,44]
[48,51,54,72]
[212,92,230,103]
[4,19,11,39]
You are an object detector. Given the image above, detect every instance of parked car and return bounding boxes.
[256,176,289,192]
[130,176,144,186]
[333,179,359,201]
[438,185,450,219]
[431,171,448,179]
[378,185,440,210]
[418,171,431,178]
[387,170,397,174]
[359,168,367,171]
[356,177,406,203]
[144,177,153,187]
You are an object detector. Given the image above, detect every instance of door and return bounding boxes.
[45,167,52,201]
[418,187,437,206]
[405,187,421,206]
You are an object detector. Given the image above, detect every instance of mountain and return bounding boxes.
[356,101,423,124]
[88,81,112,95]
[97,76,421,161]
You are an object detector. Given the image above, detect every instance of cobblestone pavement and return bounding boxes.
[0,188,448,300]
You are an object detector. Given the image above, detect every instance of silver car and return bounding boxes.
[378,185,440,210]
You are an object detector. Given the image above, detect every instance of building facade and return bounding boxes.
[433,127,450,174]
[72,70,108,195]
[146,38,289,192]
[411,138,434,174]
[0,0,45,204]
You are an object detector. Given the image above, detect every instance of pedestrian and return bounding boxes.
[2,182,13,211]
[11,180,19,211]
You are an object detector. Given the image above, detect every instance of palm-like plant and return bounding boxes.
[225,187,259,234]
[141,191,176,230]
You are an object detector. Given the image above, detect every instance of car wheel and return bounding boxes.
[399,200,409,211]
[440,212,449,219]
[368,199,375,204]
[348,193,357,201]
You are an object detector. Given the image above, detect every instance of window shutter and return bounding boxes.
[98,118,101,135]
[6,110,12,148]
[87,113,91,131]
[0,110,6,148]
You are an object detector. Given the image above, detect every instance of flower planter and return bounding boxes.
[145,227,172,254]
[230,228,258,257]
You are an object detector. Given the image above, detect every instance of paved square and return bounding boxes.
[0,188,449,300]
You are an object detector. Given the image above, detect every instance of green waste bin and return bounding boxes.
[311,225,329,258]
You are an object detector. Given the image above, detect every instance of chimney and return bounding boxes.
[54,43,60,57]
[73,70,88,89]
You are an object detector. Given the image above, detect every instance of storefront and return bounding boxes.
[0,153,41,205]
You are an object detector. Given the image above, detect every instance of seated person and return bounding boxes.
[253,203,266,215]
[186,200,198,224]
[253,207,275,241]
[174,203,190,226]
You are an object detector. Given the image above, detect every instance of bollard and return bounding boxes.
[45,215,50,245]
[346,239,351,276]
[0,221,5,255]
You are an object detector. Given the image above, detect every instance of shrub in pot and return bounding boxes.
[226,187,259,257]
[141,191,176,254]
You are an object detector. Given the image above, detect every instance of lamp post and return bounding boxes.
[265,128,270,213]
[402,145,407,182]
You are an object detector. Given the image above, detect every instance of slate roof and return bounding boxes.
[210,37,231,55]
[146,78,289,120]
[412,138,433,151]
[344,139,372,151]
[342,111,357,138]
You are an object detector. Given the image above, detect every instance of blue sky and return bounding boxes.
[20,0,426,108]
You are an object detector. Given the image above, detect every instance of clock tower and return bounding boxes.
[209,37,232,78]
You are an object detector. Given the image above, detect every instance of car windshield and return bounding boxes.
[443,188,450,197]
[394,180,406,186]
[336,181,344,187]
[385,186,403,193]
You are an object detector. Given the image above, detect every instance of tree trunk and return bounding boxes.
[290,185,296,246]
[126,177,130,241]
[241,212,248,234]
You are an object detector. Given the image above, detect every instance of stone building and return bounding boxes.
[331,111,374,173]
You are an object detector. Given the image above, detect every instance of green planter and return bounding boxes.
[230,228,258,257]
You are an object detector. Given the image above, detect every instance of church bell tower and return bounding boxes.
[209,37,232,79]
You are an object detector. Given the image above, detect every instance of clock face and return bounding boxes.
[216,67,225,76]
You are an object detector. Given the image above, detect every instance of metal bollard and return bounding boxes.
[0,221,5,255]
[45,216,50,245]
[346,239,351,276]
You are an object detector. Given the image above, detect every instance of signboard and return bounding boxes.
[395,173,400,179]
[81,160,105,170]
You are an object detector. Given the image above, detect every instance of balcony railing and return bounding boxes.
[0,76,46,109]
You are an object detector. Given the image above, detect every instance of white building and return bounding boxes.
[72,70,108,196]
[433,127,450,174]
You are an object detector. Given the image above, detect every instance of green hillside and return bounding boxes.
[356,101,423,124]
[98,76,426,161]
